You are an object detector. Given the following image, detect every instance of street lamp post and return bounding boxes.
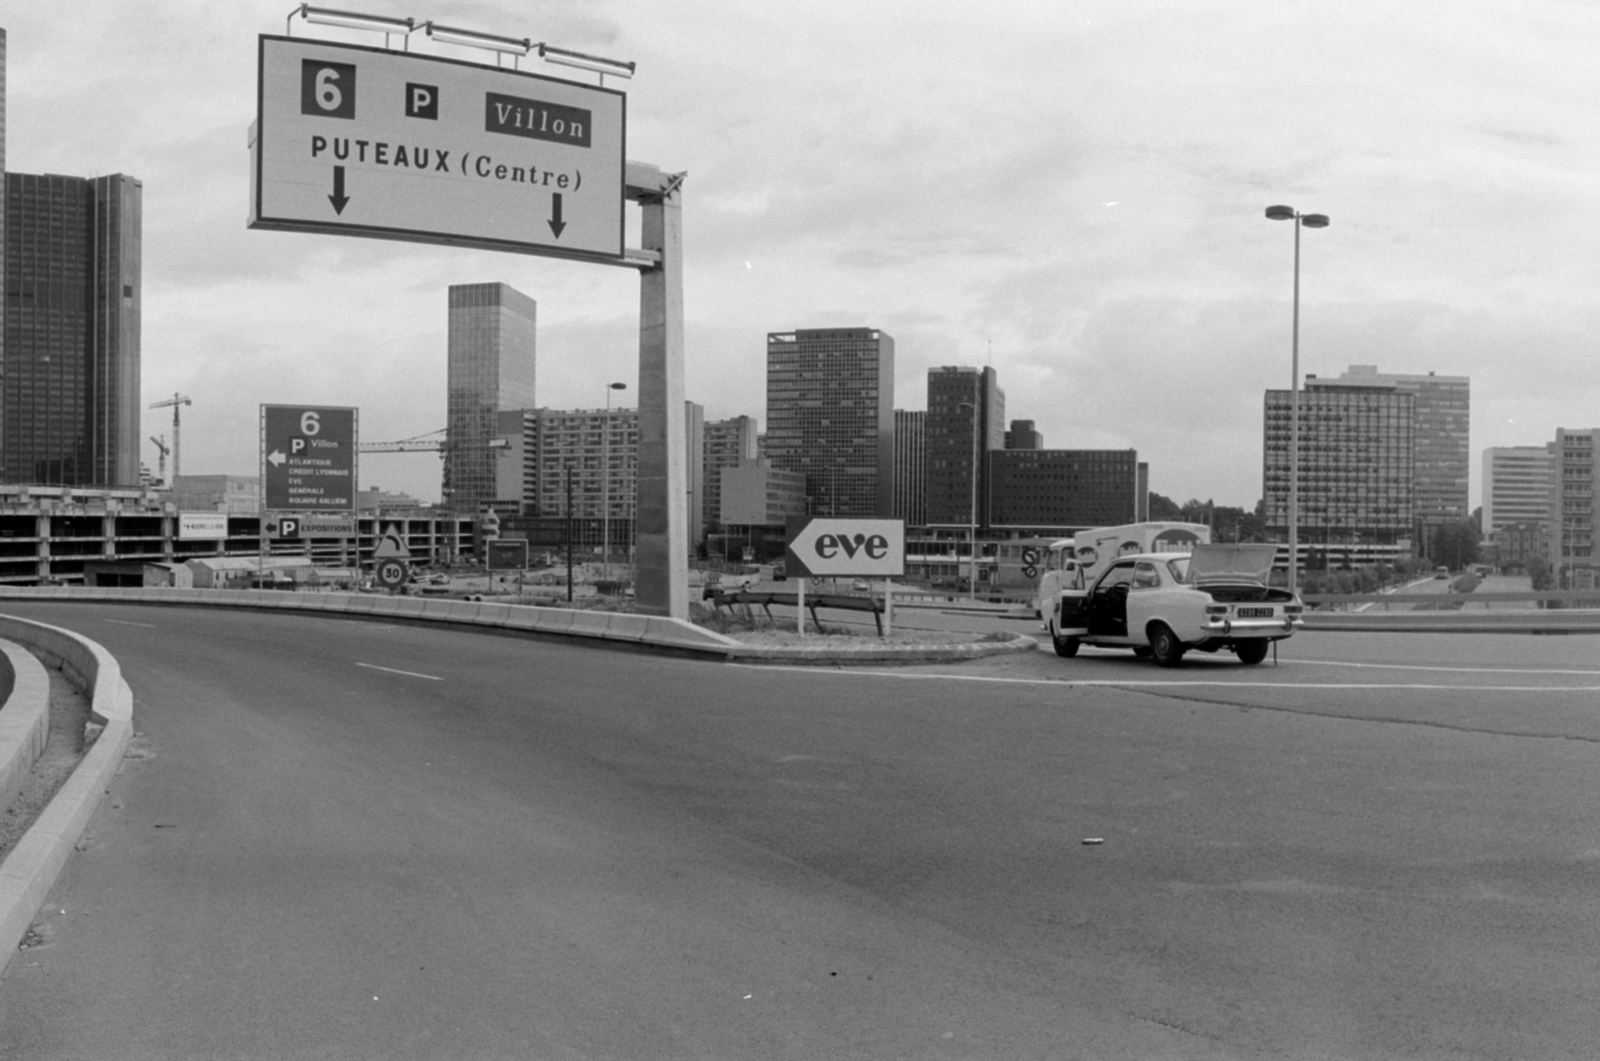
[958,399,979,600]
[1265,204,1329,595]
[602,382,627,585]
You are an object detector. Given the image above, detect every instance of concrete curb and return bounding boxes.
[0,587,742,658]
[0,615,134,981]
[727,634,1039,665]
[0,587,1044,665]
[0,641,51,820]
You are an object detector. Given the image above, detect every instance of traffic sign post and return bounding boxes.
[252,36,626,262]
[784,517,906,638]
[374,556,409,591]
[261,405,358,512]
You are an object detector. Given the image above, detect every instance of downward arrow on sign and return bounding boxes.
[328,166,350,215]
[548,193,566,238]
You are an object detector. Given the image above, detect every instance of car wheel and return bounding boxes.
[1050,622,1080,658]
[1148,623,1185,668]
[1235,640,1270,665]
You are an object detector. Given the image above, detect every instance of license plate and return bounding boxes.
[1237,607,1274,619]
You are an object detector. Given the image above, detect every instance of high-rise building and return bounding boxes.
[444,282,536,513]
[1005,420,1043,450]
[1306,365,1470,530]
[987,449,1140,531]
[1549,428,1598,589]
[893,409,926,526]
[765,328,894,517]
[3,171,143,487]
[1482,446,1551,536]
[702,415,758,539]
[925,366,1004,529]
[1262,384,1415,545]
[529,405,639,523]
[685,401,705,553]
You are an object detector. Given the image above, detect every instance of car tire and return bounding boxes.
[1050,623,1080,658]
[1235,640,1270,665]
[1148,623,1185,668]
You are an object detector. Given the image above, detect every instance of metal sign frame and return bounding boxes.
[251,35,626,263]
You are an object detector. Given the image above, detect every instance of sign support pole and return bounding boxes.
[630,165,687,619]
[796,577,806,637]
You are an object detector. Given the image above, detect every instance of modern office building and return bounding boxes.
[892,409,926,526]
[925,366,1005,529]
[702,414,758,542]
[1482,445,1551,536]
[987,449,1140,532]
[1263,384,1415,551]
[1005,420,1044,450]
[765,328,895,518]
[684,401,704,552]
[3,169,143,487]
[1305,365,1470,532]
[1549,428,1598,589]
[443,282,536,513]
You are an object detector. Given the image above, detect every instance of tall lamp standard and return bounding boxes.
[958,400,980,600]
[1265,204,1329,594]
[602,381,627,583]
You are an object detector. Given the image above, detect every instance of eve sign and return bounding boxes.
[785,517,905,578]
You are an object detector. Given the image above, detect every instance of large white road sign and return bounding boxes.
[785,517,906,578]
[251,36,625,260]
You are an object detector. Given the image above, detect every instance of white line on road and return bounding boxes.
[733,665,1600,693]
[103,619,157,628]
[355,662,443,681]
[1290,658,1600,676]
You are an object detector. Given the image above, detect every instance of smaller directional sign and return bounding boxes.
[261,405,357,512]
[784,517,906,579]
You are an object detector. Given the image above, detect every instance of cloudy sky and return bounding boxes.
[4,0,1597,508]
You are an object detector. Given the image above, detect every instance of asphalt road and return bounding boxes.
[1,602,1597,1059]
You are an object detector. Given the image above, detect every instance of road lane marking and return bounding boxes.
[355,662,443,681]
[732,665,1600,693]
[103,619,157,628]
[1290,658,1600,676]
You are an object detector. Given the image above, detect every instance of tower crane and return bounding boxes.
[149,435,170,484]
[149,393,193,480]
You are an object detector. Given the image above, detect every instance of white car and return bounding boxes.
[1046,544,1302,666]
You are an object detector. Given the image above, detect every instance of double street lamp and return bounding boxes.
[1265,204,1329,595]
[602,381,627,583]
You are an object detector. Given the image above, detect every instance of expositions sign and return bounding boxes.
[784,517,906,579]
[261,405,358,512]
[250,36,626,261]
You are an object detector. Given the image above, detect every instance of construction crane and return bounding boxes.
[359,430,510,454]
[148,435,170,484]
[149,393,193,480]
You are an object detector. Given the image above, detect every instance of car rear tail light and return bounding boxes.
[1284,604,1303,615]
[1205,604,1228,616]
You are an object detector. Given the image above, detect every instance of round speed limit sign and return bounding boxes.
[374,558,409,590]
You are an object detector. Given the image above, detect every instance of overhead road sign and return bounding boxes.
[261,405,358,512]
[785,518,906,579]
[251,35,626,263]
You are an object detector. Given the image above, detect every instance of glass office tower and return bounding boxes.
[443,282,536,513]
[2,171,143,486]
[765,328,895,518]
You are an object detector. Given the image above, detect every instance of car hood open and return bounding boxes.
[1184,543,1279,586]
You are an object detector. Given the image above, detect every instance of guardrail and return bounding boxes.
[0,615,135,979]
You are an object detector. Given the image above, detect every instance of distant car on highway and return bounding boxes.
[1044,544,1303,667]
[1435,566,1450,579]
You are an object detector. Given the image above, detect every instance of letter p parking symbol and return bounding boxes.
[406,83,439,120]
